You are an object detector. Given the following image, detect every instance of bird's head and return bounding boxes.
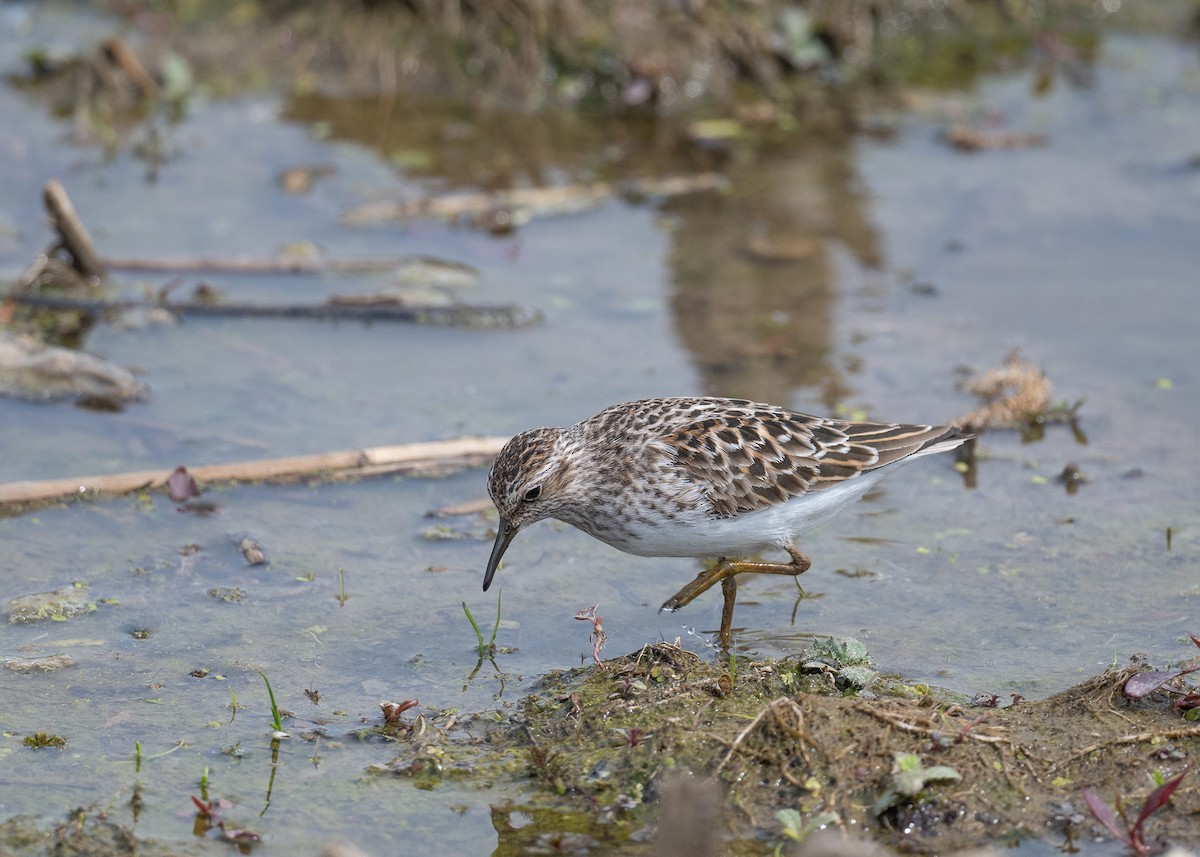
[483,427,575,590]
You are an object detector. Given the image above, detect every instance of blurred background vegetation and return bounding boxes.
[100,0,1195,113]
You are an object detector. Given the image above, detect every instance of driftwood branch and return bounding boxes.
[0,436,509,506]
[5,293,542,328]
[99,256,453,275]
[28,184,538,326]
[34,181,486,282]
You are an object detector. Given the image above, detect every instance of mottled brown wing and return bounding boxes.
[654,405,957,518]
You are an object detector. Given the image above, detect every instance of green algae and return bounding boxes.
[22,732,67,749]
[6,583,94,623]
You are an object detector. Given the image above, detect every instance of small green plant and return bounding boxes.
[872,753,961,815]
[800,636,876,691]
[259,672,284,733]
[774,808,839,854]
[462,589,502,658]
[1081,771,1187,857]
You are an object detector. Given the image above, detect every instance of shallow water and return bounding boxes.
[1,4,1198,855]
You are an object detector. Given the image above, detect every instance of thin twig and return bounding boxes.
[1058,726,1200,769]
[714,697,787,774]
[851,702,1008,744]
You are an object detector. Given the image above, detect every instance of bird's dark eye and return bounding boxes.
[523,485,541,502]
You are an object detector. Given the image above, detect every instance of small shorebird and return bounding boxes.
[484,397,971,647]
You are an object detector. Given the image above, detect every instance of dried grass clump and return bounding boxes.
[953,353,1052,430]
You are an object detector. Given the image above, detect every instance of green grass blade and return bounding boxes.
[488,589,502,648]
[462,601,486,657]
[259,671,283,731]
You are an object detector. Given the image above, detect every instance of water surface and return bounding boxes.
[1,6,1198,855]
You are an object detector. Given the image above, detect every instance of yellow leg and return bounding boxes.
[660,548,812,647]
[719,576,737,649]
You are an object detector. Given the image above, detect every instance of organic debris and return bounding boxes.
[0,806,190,857]
[7,583,95,623]
[238,537,266,566]
[0,332,148,402]
[380,700,419,725]
[1058,461,1087,494]
[943,126,1048,152]
[2,653,78,672]
[341,173,727,231]
[953,353,1082,435]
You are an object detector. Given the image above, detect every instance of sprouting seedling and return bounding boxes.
[462,589,502,658]
[774,808,839,854]
[1081,770,1188,857]
[191,795,219,822]
[462,602,486,656]
[258,672,287,735]
[336,568,348,606]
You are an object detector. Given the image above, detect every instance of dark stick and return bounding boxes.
[99,255,460,275]
[43,181,106,278]
[4,293,542,328]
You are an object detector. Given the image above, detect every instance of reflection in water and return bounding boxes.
[665,135,881,407]
[283,92,698,190]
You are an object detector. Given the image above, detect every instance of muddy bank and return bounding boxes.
[377,643,1200,855]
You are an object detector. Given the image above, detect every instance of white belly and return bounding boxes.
[597,469,890,558]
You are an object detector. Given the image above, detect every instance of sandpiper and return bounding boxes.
[484,397,971,647]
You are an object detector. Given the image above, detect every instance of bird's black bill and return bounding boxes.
[483,518,518,591]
